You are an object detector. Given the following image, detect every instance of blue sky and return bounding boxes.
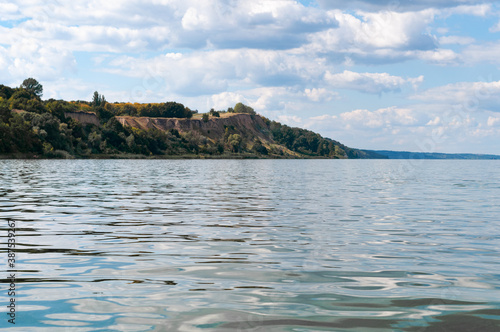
[1,0,500,154]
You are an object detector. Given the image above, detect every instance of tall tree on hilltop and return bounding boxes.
[92,91,106,107]
[20,78,43,98]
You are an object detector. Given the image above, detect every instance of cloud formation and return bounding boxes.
[413,80,500,113]
[316,0,495,12]
[325,70,423,94]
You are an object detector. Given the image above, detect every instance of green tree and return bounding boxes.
[253,140,268,155]
[202,113,209,122]
[227,134,242,153]
[8,89,33,110]
[0,85,15,100]
[21,78,43,98]
[234,102,255,115]
[46,99,77,121]
[0,103,11,123]
[92,91,106,108]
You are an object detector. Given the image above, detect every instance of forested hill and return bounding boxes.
[0,79,384,159]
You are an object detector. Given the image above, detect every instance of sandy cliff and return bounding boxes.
[65,111,100,126]
[116,113,273,142]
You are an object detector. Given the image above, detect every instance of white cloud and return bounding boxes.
[181,7,211,31]
[304,88,337,102]
[0,2,20,21]
[0,0,469,93]
[104,48,330,97]
[309,9,437,52]
[0,0,336,53]
[444,4,492,17]
[302,105,500,153]
[316,0,495,12]
[439,35,475,45]
[0,39,76,82]
[276,114,303,126]
[42,78,95,101]
[210,92,248,111]
[324,70,423,94]
[301,9,465,66]
[487,116,500,127]
[490,21,500,33]
[462,41,500,65]
[415,49,460,65]
[413,80,500,112]
[339,107,418,128]
[427,116,442,126]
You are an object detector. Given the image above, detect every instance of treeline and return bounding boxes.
[83,100,194,119]
[0,81,242,158]
[0,103,241,158]
[0,80,203,157]
[269,121,342,157]
[0,79,378,159]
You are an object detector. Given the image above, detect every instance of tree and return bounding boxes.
[92,91,106,108]
[202,113,209,122]
[227,134,242,152]
[21,78,43,98]
[253,140,268,155]
[234,102,255,115]
[0,84,15,100]
[209,109,220,117]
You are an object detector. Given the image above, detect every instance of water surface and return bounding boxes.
[1,160,499,331]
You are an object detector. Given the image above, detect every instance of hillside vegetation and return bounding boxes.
[0,79,383,159]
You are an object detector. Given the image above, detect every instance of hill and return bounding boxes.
[0,81,385,159]
[372,150,500,160]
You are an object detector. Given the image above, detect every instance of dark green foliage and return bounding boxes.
[45,99,78,121]
[270,121,346,158]
[138,102,192,118]
[30,112,66,150]
[25,99,45,113]
[0,103,11,123]
[0,85,15,100]
[252,140,268,155]
[227,133,242,152]
[202,113,209,122]
[119,103,138,116]
[233,102,256,115]
[21,78,43,98]
[96,106,113,123]
[6,86,44,114]
[92,91,106,108]
[0,113,42,154]
[170,129,180,138]
[10,89,33,101]
[8,89,35,110]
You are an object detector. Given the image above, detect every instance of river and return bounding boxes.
[1,159,499,331]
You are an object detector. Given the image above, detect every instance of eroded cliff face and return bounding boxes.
[65,111,99,126]
[116,113,273,142]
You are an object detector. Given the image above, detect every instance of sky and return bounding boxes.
[1,0,500,154]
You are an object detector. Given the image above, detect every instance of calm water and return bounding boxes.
[1,159,500,331]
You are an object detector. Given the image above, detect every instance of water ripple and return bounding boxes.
[1,160,500,330]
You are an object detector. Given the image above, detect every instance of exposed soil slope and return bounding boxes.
[117,113,272,142]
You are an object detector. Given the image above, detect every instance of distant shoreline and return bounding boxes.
[2,152,498,160]
[368,150,500,160]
